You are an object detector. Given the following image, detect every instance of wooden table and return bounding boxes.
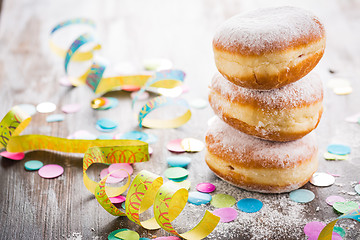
[0,0,359,239]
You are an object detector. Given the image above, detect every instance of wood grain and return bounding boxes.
[0,0,359,239]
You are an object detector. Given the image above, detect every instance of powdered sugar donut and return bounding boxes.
[213,6,326,90]
[208,72,323,142]
[205,117,318,193]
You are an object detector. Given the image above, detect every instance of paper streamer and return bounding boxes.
[318,208,360,240]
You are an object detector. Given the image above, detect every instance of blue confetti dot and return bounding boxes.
[236,198,263,213]
[96,118,118,130]
[46,114,65,123]
[167,156,191,167]
[120,131,149,142]
[188,191,212,205]
[327,144,351,155]
[24,160,44,171]
[289,189,315,203]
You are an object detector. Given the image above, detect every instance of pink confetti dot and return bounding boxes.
[61,103,82,113]
[0,151,25,160]
[109,195,126,204]
[212,207,238,223]
[38,164,64,179]
[326,195,346,206]
[304,221,342,240]
[167,139,185,153]
[100,168,124,183]
[196,182,216,193]
[108,163,133,178]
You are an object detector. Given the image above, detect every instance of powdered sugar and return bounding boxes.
[211,72,323,109]
[213,6,325,55]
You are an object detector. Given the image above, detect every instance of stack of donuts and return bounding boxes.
[205,6,326,193]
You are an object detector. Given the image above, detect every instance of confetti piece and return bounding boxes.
[189,98,208,109]
[334,86,352,95]
[334,226,346,238]
[236,198,263,213]
[171,179,191,190]
[326,196,346,206]
[108,163,133,178]
[96,118,118,130]
[188,191,212,205]
[143,58,173,71]
[196,182,216,193]
[355,184,360,195]
[131,90,149,100]
[303,221,342,240]
[145,133,158,144]
[67,130,97,140]
[16,104,36,116]
[181,138,204,152]
[61,103,82,113]
[310,172,335,187]
[108,229,127,240]
[100,168,124,184]
[122,85,141,92]
[289,189,315,203]
[345,112,360,123]
[166,156,191,167]
[333,201,359,214]
[109,195,126,204]
[167,139,185,153]
[46,114,65,122]
[115,229,140,240]
[36,102,57,113]
[91,97,107,109]
[164,167,189,180]
[0,151,25,160]
[323,152,348,161]
[24,160,44,171]
[212,207,238,223]
[327,144,351,155]
[211,194,236,208]
[38,164,64,179]
[118,131,149,142]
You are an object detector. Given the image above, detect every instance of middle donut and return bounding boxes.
[209,72,323,142]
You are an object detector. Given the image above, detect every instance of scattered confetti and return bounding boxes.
[326,196,346,206]
[196,182,216,193]
[143,58,173,71]
[16,104,36,116]
[355,184,360,195]
[212,207,238,223]
[167,139,185,153]
[189,98,208,109]
[181,138,204,152]
[188,191,212,205]
[96,118,118,130]
[46,114,65,122]
[0,151,25,160]
[108,163,133,178]
[115,229,140,240]
[67,130,97,140]
[323,152,348,161]
[24,160,43,171]
[36,102,56,113]
[131,90,149,100]
[289,189,315,203]
[166,156,191,167]
[61,103,82,113]
[333,201,359,214]
[38,164,64,179]
[109,195,126,204]
[236,198,263,213]
[327,144,351,155]
[310,172,335,187]
[164,167,189,180]
[171,179,191,190]
[100,168,124,183]
[211,194,236,208]
[303,221,342,240]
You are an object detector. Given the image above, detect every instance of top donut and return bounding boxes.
[213,6,326,90]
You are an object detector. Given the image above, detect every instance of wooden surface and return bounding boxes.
[0,0,360,239]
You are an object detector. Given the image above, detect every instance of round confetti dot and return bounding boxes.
[96,118,118,130]
[0,151,25,160]
[166,156,191,168]
[189,98,208,109]
[167,139,185,153]
[24,160,43,171]
[310,172,335,187]
[355,184,360,195]
[196,182,216,193]
[171,179,191,190]
[181,138,204,152]
[109,195,126,204]
[114,229,140,240]
[323,152,348,161]
[289,189,315,203]
[122,85,141,92]
[327,144,351,155]
[108,163,133,178]
[100,168,124,184]
[170,176,188,182]
[119,131,149,142]
[333,226,346,238]
[36,102,57,113]
[333,201,359,214]
[211,194,236,208]
[212,207,238,222]
[38,164,64,179]
[16,104,36,116]
[67,130,97,140]
[164,167,189,180]
[326,195,346,206]
[303,221,325,239]
[236,198,263,213]
[61,103,82,113]
[108,229,127,240]
[46,114,65,123]
[188,191,212,205]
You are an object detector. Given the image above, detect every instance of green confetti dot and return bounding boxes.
[164,167,189,180]
[115,229,140,240]
[333,201,359,214]
[108,229,127,240]
[210,193,236,208]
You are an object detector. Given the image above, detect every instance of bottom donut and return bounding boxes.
[205,117,318,193]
